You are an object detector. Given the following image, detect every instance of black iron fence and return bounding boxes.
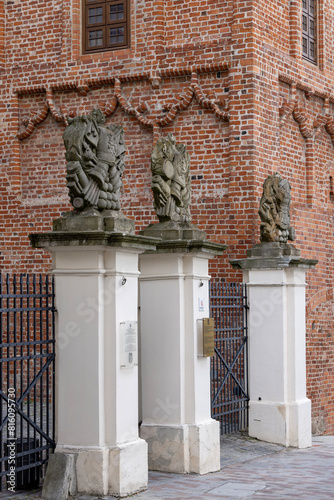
[0,274,56,491]
[210,281,249,434]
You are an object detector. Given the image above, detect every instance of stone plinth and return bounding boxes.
[139,238,226,474]
[30,217,158,498]
[52,210,135,234]
[231,243,317,448]
[140,220,206,241]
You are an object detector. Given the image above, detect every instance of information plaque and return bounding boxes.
[197,317,215,357]
[203,318,215,357]
[120,321,138,368]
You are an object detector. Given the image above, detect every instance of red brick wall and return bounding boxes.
[1,0,334,433]
[251,0,334,434]
[5,0,63,67]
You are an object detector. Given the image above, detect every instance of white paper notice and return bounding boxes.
[198,298,205,312]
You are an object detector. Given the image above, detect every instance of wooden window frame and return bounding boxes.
[302,0,317,64]
[83,0,130,54]
[86,3,105,28]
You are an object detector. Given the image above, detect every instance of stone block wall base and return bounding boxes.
[109,439,148,498]
[140,420,220,474]
[249,399,312,448]
[50,440,148,498]
[189,419,220,474]
[42,453,77,500]
[52,446,109,496]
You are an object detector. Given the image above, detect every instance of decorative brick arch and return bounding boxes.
[16,63,230,142]
[279,74,334,204]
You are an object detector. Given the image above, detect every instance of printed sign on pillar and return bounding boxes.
[120,321,138,368]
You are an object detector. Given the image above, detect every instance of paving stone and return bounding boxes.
[1,435,334,500]
[207,481,266,497]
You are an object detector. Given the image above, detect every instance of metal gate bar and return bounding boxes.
[0,274,56,491]
[210,281,249,434]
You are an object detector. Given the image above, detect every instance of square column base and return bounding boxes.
[140,420,220,474]
[45,439,148,498]
[249,398,312,448]
[109,439,148,497]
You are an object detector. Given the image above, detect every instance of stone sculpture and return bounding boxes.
[63,109,125,212]
[151,133,191,223]
[259,173,296,243]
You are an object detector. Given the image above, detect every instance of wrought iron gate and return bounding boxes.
[0,274,56,491]
[210,281,249,434]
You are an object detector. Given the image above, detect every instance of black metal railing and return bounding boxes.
[210,281,249,434]
[0,274,56,491]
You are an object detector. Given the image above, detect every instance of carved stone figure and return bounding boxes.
[63,109,125,212]
[259,173,296,243]
[151,133,191,223]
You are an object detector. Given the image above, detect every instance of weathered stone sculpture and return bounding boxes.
[259,173,296,244]
[231,172,317,265]
[63,108,125,212]
[151,133,191,223]
[140,133,206,240]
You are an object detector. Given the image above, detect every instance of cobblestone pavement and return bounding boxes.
[1,434,334,499]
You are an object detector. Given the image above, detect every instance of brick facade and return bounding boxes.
[1,0,334,433]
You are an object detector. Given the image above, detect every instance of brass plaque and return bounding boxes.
[203,318,215,357]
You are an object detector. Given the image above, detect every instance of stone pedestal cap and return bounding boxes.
[29,230,159,251]
[139,220,226,256]
[29,210,160,251]
[142,238,227,256]
[140,220,207,241]
[53,209,135,234]
[230,242,318,270]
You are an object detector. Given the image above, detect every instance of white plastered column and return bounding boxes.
[53,246,147,496]
[231,254,316,449]
[31,230,157,499]
[139,242,225,474]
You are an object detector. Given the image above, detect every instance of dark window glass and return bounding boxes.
[302,0,317,64]
[109,3,124,21]
[88,7,103,24]
[110,26,124,45]
[83,0,129,53]
[302,38,308,54]
[89,29,103,47]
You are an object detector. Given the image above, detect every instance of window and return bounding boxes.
[302,0,317,64]
[83,0,129,53]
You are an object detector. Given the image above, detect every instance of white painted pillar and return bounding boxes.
[231,247,317,448]
[139,241,226,474]
[30,230,157,498]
